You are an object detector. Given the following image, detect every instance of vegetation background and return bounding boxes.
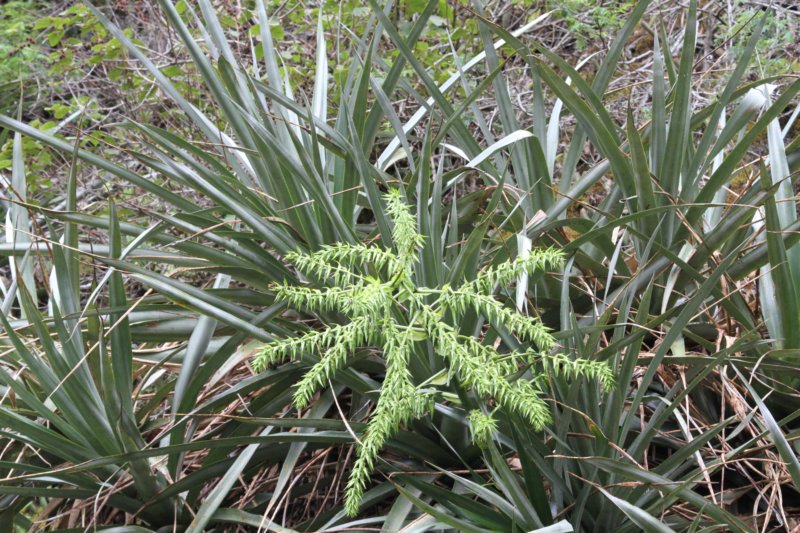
[0,0,799,531]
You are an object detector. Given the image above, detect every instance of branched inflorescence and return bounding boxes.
[253,189,613,516]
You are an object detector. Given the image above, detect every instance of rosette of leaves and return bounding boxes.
[254,189,614,515]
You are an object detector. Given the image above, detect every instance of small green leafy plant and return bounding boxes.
[254,189,614,515]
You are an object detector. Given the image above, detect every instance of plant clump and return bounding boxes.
[254,188,614,515]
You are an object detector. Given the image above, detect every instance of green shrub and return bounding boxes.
[719,0,797,77]
[0,1,46,81]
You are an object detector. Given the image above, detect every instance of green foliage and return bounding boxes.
[567,0,634,50]
[255,189,612,515]
[0,1,46,118]
[513,0,635,50]
[0,120,52,189]
[719,1,796,76]
[0,1,46,81]
[34,5,154,97]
